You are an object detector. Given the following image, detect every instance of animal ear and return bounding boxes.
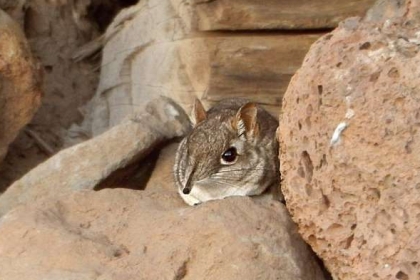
[233,102,259,139]
[191,98,207,126]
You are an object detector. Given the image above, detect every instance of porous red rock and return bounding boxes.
[0,189,326,280]
[279,2,420,279]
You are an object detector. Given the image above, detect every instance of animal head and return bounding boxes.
[174,99,278,206]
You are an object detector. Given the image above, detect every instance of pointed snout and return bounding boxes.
[182,187,191,194]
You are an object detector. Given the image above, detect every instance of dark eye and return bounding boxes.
[221,147,237,164]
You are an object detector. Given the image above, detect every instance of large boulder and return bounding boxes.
[0,188,326,280]
[279,1,420,279]
[0,9,42,163]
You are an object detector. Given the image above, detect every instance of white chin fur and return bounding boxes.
[179,182,265,206]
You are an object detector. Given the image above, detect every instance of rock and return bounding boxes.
[279,2,420,279]
[146,142,179,192]
[0,97,191,217]
[0,188,327,280]
[365,0,420,23]
[88,0,322,136]
[0,0,25,24]
[0,9,42,163]
[86,0,377,136]
[23,0,99,131]
[0,0,102,190]
[190,0,376,30]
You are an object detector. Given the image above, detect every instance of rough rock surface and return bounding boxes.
[146,142,179,192]
[191,0,376,30]
[0,9,42,163]
[0,189,326,280]
[279,2,420,279]
[0,97,191,216]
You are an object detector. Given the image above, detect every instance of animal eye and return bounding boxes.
[221,147,237,164]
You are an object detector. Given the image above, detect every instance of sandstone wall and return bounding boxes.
[88,0,375,135]
[190,0,376,30]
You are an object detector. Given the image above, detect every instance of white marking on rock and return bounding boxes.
[330,122,348,146]
[345,96,352,104]
[345,96,355,119]
[345,109,355,119]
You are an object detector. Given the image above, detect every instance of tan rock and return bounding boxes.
[23,0,100,140]
[0,0,25,24]
[0,0,102,190]
[146,141,179,192]
[279,2,420,279]
[192,35,319,117]
[0,97,191,216]
[88,0,322,135]
[0,9,42,163]
[365,0,420,23]
[190,0,376,30]
[0,188,326,280]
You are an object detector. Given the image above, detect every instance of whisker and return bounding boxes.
[165,167,276,182]
[206,178,242,192]
[213,167,276,174]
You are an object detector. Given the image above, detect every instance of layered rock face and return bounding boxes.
[88,0,374,135]
[191,0,375,30]
[279,1,420,279]
[0,189,326,280]
[0,10,42,163]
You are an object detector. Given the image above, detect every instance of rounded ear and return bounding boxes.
[232,102,259,140]
[191,98,207,126]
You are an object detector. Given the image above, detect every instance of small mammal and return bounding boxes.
[174,98,279,206]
